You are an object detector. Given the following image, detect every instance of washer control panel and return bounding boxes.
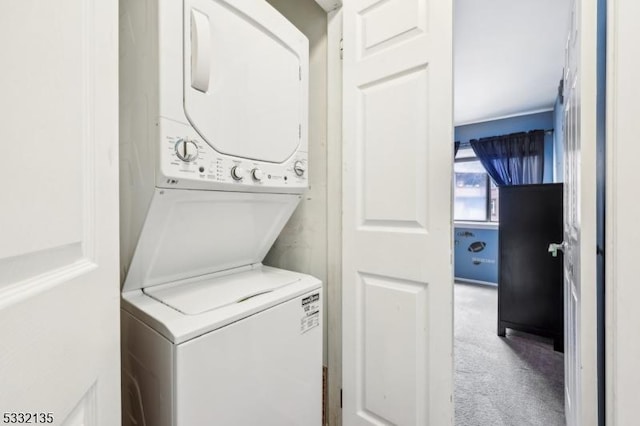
[175,139,199,162]
[293,161,305,176]
[230,166,246,181]
[158,119,308,192]
[251,168,265,181]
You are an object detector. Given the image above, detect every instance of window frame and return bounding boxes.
[454,147,498,223]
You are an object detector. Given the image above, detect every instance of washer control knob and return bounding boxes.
[252,168,265,181]
[231,166,246,181]
[293,161,305,176]
[175,139,198,162]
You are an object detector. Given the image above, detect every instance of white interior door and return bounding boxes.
[563,26,581,424]
[563,0,598,424]
[0,1,120,425]
[342,0,453,424]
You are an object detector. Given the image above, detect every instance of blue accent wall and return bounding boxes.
[454,111,558,284]
[454,227,498,285]
[553,96,565,181]
[455,111,554,142]
[544,132,554,183]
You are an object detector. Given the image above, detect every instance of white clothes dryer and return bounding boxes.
[119,0,320,424]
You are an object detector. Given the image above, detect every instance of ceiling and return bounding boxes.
[454,0,571,125]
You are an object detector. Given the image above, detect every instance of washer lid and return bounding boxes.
[183,0,309,163]
[121,267,322,344]
[143,267,300,315]
[122,189,301,292]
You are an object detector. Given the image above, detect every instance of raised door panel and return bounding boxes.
[358,0,427,59]
[358,66,429,231]
[0,1,86,273]
[358,274,428,425]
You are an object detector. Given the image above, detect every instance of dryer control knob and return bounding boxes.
[252,168,264,181]
[231,166,246,181]
[175,139,198,162]
[293,161,305,176]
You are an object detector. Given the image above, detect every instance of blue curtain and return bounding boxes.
[469,130,545,186]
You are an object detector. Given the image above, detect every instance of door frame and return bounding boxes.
[320,1,625,425]
[326,5,344,426]
[605,0,640,425]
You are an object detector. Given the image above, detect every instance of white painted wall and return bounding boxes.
[606,0,640,424]
[264,0,329,364]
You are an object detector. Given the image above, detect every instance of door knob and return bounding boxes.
[548,241,567,257]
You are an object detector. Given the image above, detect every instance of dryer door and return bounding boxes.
[183,0,308,164]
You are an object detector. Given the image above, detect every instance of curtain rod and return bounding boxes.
[457,129,554,147]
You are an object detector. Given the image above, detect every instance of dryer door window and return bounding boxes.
[183,0,308,164]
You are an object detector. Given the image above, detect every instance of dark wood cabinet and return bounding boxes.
[498,183,564,352]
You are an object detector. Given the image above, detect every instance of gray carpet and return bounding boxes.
[455,282,565,426]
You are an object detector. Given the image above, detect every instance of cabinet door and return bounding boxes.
[499,184,563,338]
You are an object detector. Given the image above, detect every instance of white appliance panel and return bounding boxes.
[122,266,321,344]
[120,0,309,205]
[123,189,301,292]
[157,118,309,192]
[144,267,301,315]
[183,0,308,164]
[175,289,322,426]
[121,310,174,426]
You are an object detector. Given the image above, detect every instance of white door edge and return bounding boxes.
[604,0,640,424]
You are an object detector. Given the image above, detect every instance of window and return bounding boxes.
[454,147,499,222]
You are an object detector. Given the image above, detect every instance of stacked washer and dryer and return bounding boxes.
[119,0,321,424]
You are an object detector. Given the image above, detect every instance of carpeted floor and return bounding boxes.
[455,282,565,426]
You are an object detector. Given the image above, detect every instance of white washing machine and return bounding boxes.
[119,0,321,424]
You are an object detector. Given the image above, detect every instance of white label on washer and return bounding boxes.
[300,293,320,334]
